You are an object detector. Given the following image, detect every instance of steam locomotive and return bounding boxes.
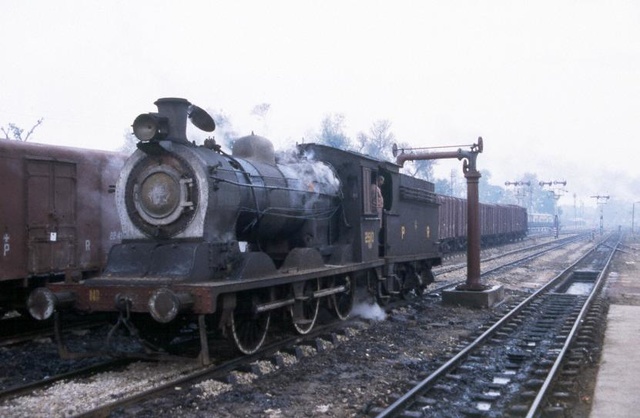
[27,98,443,360]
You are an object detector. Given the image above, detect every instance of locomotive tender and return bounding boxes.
[28,98,442,358]
[0,140,125,316]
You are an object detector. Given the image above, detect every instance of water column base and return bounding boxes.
[442,284,504,308]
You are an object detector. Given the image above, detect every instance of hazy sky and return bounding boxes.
[2,1,639,207]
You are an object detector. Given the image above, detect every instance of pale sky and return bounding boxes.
[2,1,639,207]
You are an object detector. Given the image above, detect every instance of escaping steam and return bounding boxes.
[277,147,341,198]
[351,302,387,321]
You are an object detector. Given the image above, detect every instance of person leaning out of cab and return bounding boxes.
[371,175,384,227]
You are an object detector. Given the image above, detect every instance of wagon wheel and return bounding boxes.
[331,275,354,320]
[422,268,435,286]
[400,267,423,301]
[377,274,401,306]
[376,278,391,306]
[401,283,423,301]
[291,279,320,335]
[228,291,271,355]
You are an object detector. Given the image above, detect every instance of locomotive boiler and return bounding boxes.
[112,98,341,283]
[28,98,442,360]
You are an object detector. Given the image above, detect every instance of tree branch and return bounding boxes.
[23,118,44,142]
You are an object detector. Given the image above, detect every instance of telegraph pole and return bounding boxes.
[590,195,610,235]
[573,193,577,230]
[540,180,567,238]
[632,201,640,234]
[504,181,531,210]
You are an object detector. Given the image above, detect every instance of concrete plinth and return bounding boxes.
[442,285,504,308]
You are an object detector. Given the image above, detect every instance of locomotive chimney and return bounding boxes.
[154,97,190,144]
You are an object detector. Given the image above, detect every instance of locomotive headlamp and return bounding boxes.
[132,113,169,142]
[148,288,194,323]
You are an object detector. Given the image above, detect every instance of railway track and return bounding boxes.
[429,232,590,295]
[7,320,356,417]
[371,233,618,417]
[0,358,134,403]
[0,315,109,348]
[435,232,587,276]
[78,325,353,417]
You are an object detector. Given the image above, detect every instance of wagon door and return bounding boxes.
[26,159,77,274]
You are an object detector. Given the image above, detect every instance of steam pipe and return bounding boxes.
[395,149,463,167]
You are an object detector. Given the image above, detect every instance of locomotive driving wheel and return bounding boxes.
[290,279,320,335]
[228,290,271,355]
[330,275,354,320]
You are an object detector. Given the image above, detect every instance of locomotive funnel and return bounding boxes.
[153,97,191,144]
[133,98,215,144]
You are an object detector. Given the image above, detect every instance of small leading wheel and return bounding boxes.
[228,291,271,355]
[331,275,354,320]
[291,279,320,335]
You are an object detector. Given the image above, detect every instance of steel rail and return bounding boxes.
[71,321,351,418]
[375,234,611,417]
[525,234,620,417]
[0,358,134,402]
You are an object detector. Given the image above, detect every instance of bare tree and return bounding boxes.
[356,119,395,161]
[315,113,351,150]
[1,118,44,141]
[251,103,271,119]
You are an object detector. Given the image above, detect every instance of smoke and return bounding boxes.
[277,147,341,197]
[351,302,387,321]
[281,161,340,196]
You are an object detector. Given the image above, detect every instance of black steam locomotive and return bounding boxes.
[28,98,442,360]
